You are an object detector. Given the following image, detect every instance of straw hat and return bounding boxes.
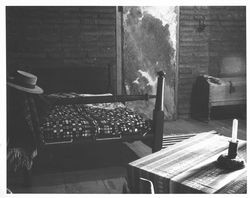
[7,70,43,94]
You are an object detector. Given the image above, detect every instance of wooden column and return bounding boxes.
[116,6,123,94]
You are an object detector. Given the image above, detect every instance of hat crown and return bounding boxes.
[15,70,38,86]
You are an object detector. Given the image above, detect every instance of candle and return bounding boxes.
[232,119,238,143]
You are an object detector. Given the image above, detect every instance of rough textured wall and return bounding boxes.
[208,6,246,77]
[123,6,178,119]
[6,6,117,91]
[178,6,246,118]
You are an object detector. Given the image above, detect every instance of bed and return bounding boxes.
[8,66,165,187]
[27,66,165,153]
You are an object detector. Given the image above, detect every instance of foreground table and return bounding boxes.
[127,131,247,193]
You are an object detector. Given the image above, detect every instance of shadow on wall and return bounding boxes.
[123,6,177,120]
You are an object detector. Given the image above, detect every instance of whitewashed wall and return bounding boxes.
[123,6,178,120]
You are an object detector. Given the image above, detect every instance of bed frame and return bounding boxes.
[29,66,165,153]
[12,67,165,187]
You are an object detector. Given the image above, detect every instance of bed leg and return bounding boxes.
[152,110,164,152]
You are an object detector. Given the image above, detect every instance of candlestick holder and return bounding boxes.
[216,140,245,170]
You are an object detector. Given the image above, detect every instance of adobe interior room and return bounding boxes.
[6,6,246,194]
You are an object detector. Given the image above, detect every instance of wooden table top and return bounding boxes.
[127,131,247,193]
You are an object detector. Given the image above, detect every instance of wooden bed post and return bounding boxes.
[152,71,166,152]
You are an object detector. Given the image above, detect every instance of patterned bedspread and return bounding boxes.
[39,93,152,144]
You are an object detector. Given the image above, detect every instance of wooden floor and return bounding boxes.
[164,118,246,140]
[8,118,246,194]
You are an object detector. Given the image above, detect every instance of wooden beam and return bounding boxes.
[175,6,180,120]
[116,6,122,95]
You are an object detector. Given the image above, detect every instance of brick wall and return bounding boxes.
[6,6,117,90]
[208,6,246,76]
[6,6,246,117]
[178,6,246,118]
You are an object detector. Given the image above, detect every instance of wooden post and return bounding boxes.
[116,6,123,95]
[152,71,166,152]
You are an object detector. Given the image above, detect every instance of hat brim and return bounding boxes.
[7,82,43,94]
